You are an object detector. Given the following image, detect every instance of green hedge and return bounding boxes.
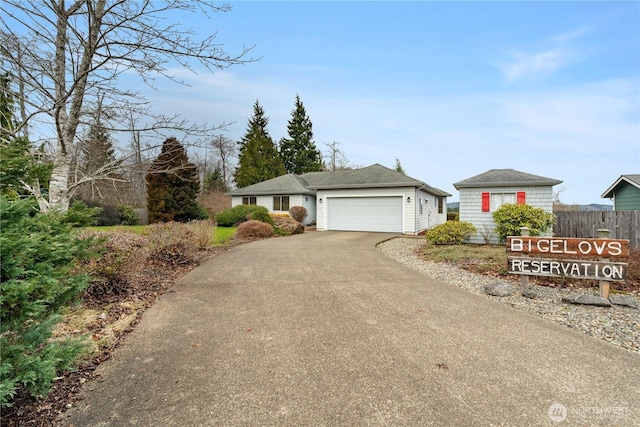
[214,205,271,227]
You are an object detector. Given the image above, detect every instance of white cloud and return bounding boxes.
[497,28,590,84]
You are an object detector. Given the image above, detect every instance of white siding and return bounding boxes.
[459,186,555,244]
[316,187,416,234]
[231,194,315,225]
[327,197,403,232]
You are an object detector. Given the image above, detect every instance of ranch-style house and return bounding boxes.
[228,163,451,234]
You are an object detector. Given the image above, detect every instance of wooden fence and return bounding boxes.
[554,211,640,248]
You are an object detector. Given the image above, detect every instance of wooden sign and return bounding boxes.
[506,237,629,258]
[508,257,628,281]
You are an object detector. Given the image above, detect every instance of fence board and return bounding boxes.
[553,211,640,248]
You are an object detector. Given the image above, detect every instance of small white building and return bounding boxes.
[228,164,451,234]
[453,169,562,244]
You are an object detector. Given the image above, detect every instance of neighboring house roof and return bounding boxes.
[453,169,563,189]
[601,174,640,199]
[228,163,452,197]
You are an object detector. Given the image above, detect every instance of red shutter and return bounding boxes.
[481,192,490,212]
[517,191,526,205]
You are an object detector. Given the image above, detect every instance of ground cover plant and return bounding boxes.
[0,198,97,407]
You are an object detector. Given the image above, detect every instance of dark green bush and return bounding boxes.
[63,200,101,227]
[214,205,269,227]
[0,198,97,406]
[425,221,477,245]
[118,205,139,225]
[492,204,554,243]
[247,209,275,226]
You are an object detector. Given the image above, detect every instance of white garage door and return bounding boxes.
[327,196,403,232]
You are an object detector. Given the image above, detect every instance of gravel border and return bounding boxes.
[377,237,640,353]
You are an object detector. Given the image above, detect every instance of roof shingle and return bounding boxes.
[453,169,562,189]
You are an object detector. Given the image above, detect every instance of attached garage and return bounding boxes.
[326,196,403,233]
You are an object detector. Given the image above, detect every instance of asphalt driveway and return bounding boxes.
[62,232,639,426]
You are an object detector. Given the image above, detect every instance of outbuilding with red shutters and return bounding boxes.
[454,169,562,244]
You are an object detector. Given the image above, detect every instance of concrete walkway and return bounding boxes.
[62,232,639,426]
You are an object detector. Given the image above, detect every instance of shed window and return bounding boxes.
[273,196,290,211]
[483,192,521,212]
[242,196,256,205]
[438,197,444,214]
[419,198,423,215]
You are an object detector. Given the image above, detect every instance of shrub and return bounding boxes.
[118,205,139,225]
[186,220,216,249]
[247,209,275,226]
[492,204,554,243]
[288,206,308,223]
[214,205,269,227]
[272,215,305,235]
[146,222,199,266]
[235,220,275,238]
[63,200,101,227]
[76,230,149,302]
[0,198,97,406]
[425,221,477,245]
[146,137,203,224]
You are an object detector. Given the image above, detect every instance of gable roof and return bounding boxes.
[601,174,640,199]
[229,174,315,196]
[229,163,451,197]
[453,169,562,189]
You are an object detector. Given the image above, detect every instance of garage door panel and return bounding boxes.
[327,197,402,232]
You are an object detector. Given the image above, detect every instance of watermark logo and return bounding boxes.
[548,402,628,423]
[548,403,567,423]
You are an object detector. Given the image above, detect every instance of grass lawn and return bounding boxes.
[213,226,236,245]
[86,225,147,234]
[86,225,236,246]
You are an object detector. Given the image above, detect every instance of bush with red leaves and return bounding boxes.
[272,216,305,235]
[235,220,275,238]
[288,206,308,223]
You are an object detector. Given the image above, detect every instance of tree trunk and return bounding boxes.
[48,150,71,211]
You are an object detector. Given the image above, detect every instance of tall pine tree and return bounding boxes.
[146,137,205,223]
[279,95,322,174]
[235,100,286,188]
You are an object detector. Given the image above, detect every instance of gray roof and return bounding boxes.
[228,174,315,196]
[229,164,451,197]
[453,169,563,189]
[601,174,640,198]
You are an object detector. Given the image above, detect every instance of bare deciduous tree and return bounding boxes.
[0,0,254,211]
[322,141,353,171]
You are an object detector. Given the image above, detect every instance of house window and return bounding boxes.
[273,196,290,211]
[482,192,526,212]
[438,197,444,214]
[419,198,423,215]
[242,196,256,205]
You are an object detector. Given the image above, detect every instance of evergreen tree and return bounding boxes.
[279,95,322,174]
[394,158,406,175]
[0,73,53,199]
[146,137,206,223]
[235,100,286,187]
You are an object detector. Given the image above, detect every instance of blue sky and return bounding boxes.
[147,1,639,204]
